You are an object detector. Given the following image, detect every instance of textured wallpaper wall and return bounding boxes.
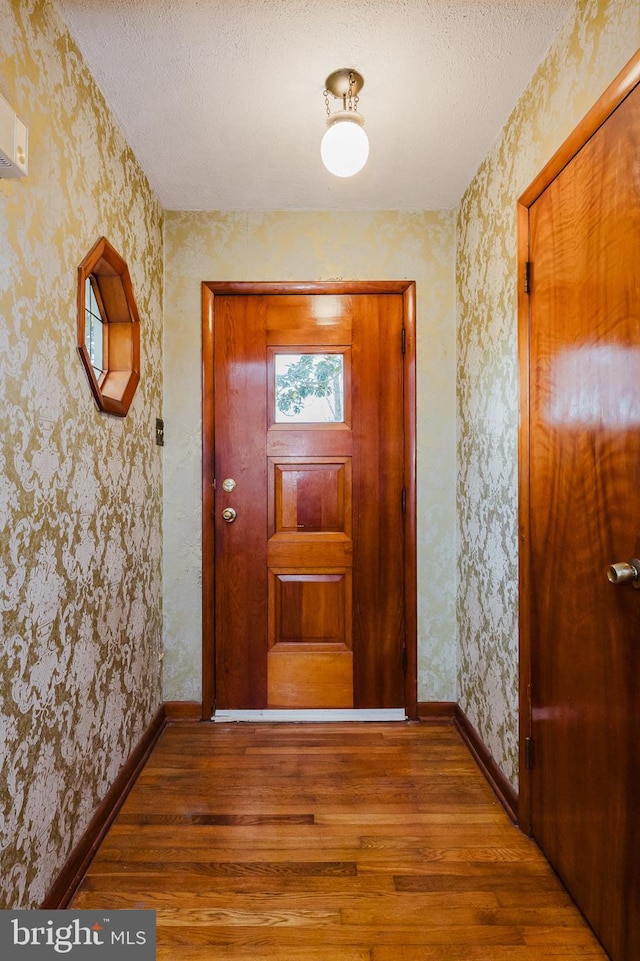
[0,0,163,907]
[163,210,457,706]
[456,0,640,788]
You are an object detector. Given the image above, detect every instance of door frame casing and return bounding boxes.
[201,281,418,721]
[517,50,640,834]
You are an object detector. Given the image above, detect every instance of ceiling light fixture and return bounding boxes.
[321,68,369,178]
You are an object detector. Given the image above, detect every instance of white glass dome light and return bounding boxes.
[321,111,369,178]
[321,68,369,178]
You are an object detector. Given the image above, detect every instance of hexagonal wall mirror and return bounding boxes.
[77,236,140,416]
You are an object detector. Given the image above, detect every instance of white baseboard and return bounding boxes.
[212,708,407,723]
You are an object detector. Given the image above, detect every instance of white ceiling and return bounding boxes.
[55,0,574,211]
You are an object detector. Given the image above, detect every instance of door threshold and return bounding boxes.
[212,709,407,723]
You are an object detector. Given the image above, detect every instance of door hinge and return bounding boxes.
[402,646,408,674]
[524,261,532,294]
[525,736,534,770]
[401,327,406,354]
[401,487,407,513]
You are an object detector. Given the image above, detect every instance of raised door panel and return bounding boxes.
[270,458,352,536]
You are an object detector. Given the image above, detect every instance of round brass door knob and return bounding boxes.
[607,559,640,587]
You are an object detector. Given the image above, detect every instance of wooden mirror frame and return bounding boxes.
[77,236,140,416]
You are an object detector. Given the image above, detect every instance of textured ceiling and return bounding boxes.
[55,0,574,211]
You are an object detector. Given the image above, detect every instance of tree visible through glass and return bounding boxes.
[275,354,344,423]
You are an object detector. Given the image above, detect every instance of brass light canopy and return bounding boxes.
[324,67,365,101]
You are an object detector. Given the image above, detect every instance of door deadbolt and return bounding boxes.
[222,478,236,492]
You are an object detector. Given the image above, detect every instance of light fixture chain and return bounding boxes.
[323,89,331,117]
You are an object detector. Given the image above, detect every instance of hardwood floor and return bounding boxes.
[70,722,607,960]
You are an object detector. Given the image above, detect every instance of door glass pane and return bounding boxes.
[275,354,344,423]
[85,276,104,377]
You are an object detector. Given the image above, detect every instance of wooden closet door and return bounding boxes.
[526,80,640,960]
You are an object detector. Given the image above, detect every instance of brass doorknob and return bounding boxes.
[607,558,640,588]
[221,507,237,523]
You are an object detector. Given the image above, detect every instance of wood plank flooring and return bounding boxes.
[70,722,608,960]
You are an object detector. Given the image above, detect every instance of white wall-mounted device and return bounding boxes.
[0,91,28,178]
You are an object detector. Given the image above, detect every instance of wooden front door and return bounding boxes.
[202,283,416,716]
[519,58,640,961]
